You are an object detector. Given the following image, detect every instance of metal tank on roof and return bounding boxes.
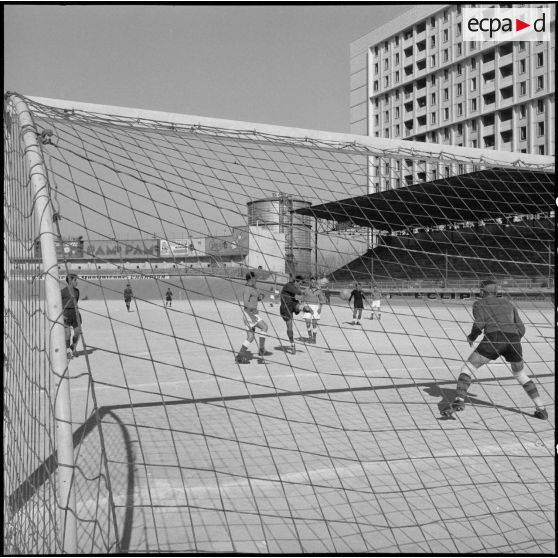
[247,193,312,276]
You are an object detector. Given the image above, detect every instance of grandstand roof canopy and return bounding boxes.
[294,168,555,232]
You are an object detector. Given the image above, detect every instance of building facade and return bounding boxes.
[350,4,555,191]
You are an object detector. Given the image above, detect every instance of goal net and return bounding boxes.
[4,93,554,554]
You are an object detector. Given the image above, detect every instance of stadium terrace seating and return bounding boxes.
[329,218,554,284]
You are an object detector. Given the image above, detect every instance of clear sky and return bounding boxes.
[4,3,411,133]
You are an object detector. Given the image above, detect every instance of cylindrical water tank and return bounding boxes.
[247,194,312,276]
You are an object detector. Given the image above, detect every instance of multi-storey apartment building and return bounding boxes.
[350,4,555,190]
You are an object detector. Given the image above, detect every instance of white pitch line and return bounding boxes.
[71,365,454,393]
[80,443,554,509]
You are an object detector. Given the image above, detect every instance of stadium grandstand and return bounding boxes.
[295,167,554,297]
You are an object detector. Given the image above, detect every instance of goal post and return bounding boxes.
[4,92,554,554]
[5,94,78,553]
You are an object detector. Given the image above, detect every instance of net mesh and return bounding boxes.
[3,93,555,553]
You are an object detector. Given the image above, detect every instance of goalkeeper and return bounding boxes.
[280,275,309,355]
[61,273,82,359]
[442,280,547,420]
[235,271,271,364]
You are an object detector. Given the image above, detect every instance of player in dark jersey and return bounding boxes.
[165,288,173,307]
[442,280,547,420]
[349,283,366,325]
[124,283,134,311]
[280,275,309,354]
[61,273,82,359]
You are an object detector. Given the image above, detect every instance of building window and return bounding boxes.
[374,81,379,92]
[443,10,448,22]
[395,70,400,83]
[395,106,400,118]
[538,145,545,155]
[519,59,526,74]
[384,76,390,87]
[431,54,436,66]
[395,124,400,136]
[519,104,526,119]
[457,23,462,36]
[443,29,449,42]
[443,128,449,140]
[470,41,477,51]
[374,115,379,126]
[374,46,379,56]
[431,74,436,85]
[443,49,449,62]
[456,5,461,14]
[537,99,544,114]
[537,122,544,136]
[471,77,477,91]
[537,75,544,90]
[384,59,389,70]
[444,88,449,100]
[472,139,478,148]
[385,110,389,122]
[395,53,400,65]
[520,81,526,96]
[520,127,527,141]
[444,107,449,120]
[384,41,389,51]
[457,103,463,116]
[457,43,462,56]
[385,128,390,137]
[384,94,389,104]
[457,63,462,76]
[395,89,400,100]
[374,62,379,74]
[395,35,399,46]
[471,120,477,131]
[431,112,436,124]
[431,36,436,48]
[471,98,477,111]
[518,41,525,52]
[471,57,476,69]
[374,98,379,108]
[444,69,449,81]
[430,16,436,27]
[431,92,436,105]
[457,83,462,96]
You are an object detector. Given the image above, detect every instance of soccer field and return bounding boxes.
[60,296,554,553]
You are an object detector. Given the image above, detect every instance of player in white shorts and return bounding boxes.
[302,276,326,344]
[235,271,271,363]
[370,286,382,320]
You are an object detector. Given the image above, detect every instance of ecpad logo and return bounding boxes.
[463,6,552,42]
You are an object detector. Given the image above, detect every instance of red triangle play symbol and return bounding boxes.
[516,19,530,31]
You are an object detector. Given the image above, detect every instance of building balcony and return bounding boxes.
[481,58,495,73]
[499,118,513,133]
[498,52,513,67]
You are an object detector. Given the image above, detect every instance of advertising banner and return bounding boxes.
[205,228,249,257]
[84,239,159,259]
[159,238,206,258]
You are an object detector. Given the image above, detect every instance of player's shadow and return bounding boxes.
[296,336,311,343]
[424,383,534,420]
[273,345,303,354]
[74,346,99,358]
